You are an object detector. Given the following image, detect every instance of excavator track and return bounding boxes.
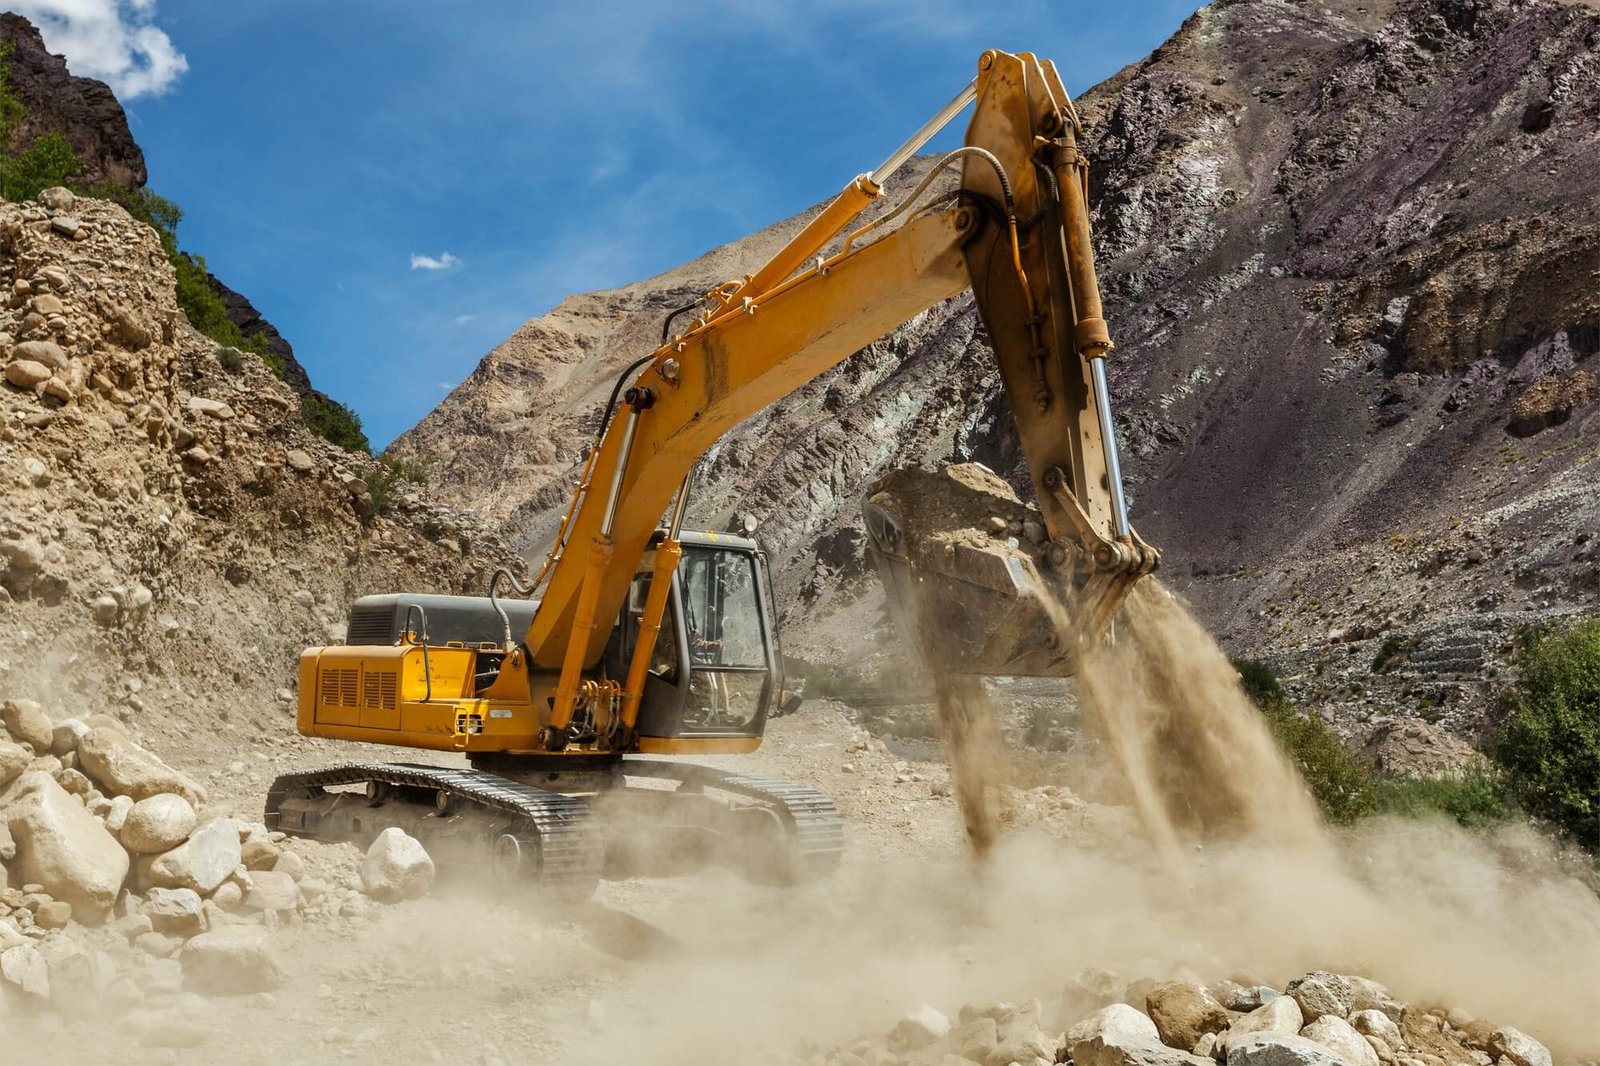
[619,759,844,884]
[264,762,604,897]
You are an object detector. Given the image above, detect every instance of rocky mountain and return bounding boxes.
[398,0,1599,737]
[0,14,145,187]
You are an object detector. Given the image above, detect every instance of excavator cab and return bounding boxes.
[604,531,784,743]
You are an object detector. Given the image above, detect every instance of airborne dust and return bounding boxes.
[10,581,1600,1066]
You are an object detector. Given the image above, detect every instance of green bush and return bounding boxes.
[216,346,244,373]
[301,392,370,455]
[0,43,23,137]
[1367,768,1516,829]
[1494,617,1600,847]
[1,131,81,202]
[367,454,429,515]
[1234,658,1373,823]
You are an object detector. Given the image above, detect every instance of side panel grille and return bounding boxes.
[321,668,359,708]
[362,670,398,711]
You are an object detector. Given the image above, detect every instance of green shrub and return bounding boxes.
[367,454,429,515]
[301,392,370,455]
[1367,768,1517,829]
[1,131,81,202]
[0,44,24,138]
[1255,689,1376,825]
[1493,617,1600,847]
[1233,657,1284,705]
[216,346,244,372]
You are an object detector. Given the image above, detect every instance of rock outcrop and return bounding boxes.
[0,14,146,187]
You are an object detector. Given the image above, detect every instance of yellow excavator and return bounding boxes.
[265,50,1159,895]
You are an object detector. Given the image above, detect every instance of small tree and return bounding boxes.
[1494,618,1600,847]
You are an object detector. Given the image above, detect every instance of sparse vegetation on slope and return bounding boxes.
[1234,658,1518,829]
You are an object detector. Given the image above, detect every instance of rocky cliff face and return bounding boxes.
[399,0,1600,736]
[0,14,145,187]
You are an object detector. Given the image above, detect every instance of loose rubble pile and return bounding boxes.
[816,970,1556,1066]
[1,695,435,1020]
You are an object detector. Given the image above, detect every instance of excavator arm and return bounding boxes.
[516,50,1158,741]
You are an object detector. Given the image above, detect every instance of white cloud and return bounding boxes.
[454,313,476,324]
[9,0,188,99]
[410,252,461,271]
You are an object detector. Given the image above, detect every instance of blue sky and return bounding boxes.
[24,0,1201,447]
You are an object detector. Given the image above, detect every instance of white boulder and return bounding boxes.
[3,770,129,923]
[360,827,435,902]
[180,925,286,994]
[120,793,198,854]
[1302,1015,1380,1066]
[76,727,205,805]
[146,817,242,894]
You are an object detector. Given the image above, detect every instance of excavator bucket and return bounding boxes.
[864,463,1127,679]
[862,51,1161,678]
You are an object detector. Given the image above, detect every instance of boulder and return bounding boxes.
[1224,998,1306,1053]
[146,817,241,894]
[1066,1004,1167,1064]
[3,698,54,753]
[2,770,128,923]
[0,740,28,787]
[1350,1010,1404,1063]
[242,869,300,913]
[1486,1028,1551,1066]
[143,887,207,938]
[272,849,306,881]
[12,339,68,369]
[1228,988,1281,1012]
[35,899,72,928]
[1344,976,1404,1022]
[1068,1003,1163,1048]
[105,794,134,832]
[3,358,51,388]
[1302,1015,1380,1066]
[49,718,90,757]
[120,793,198,854]
[360,826,435,902]
[181,925,286,994]
[0,536,44,574]
[1078,1034,1215,1066]
[909,1016,999,1066]
[240,833,280,870]
[1149,981,1231,1050]
[1,942,50,997]
[1286,974,1355,1022]
[1229,1034,1350,1066]
[893,1004,953,1050]
[76,727,205,805]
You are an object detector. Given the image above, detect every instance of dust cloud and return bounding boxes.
[561,575,1600,1065]
[1067,579,1327,856]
